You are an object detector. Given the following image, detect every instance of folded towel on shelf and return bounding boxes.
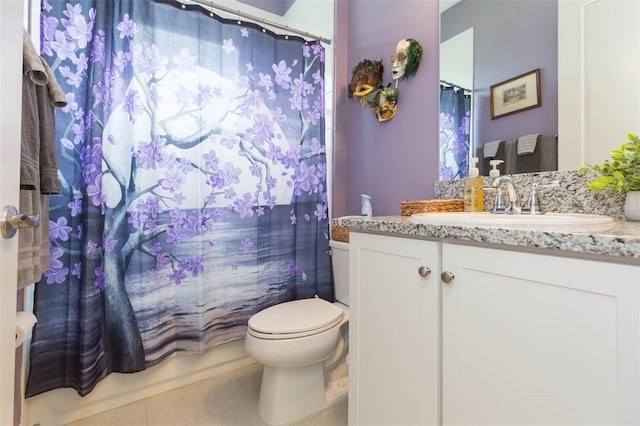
[483,140,503,158]
[517,134,540,155]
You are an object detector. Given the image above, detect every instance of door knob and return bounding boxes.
[1,205,40,239]
[418,266,431,277]
[441,271,455,284]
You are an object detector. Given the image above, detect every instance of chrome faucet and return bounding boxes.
[490,176,521,214]
[522,180,560,215]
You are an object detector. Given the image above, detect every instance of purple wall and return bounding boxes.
[333,0,440,217]
[442,0,558,148]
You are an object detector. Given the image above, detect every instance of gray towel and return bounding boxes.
[38,57,65,194]
[483,140,503,158]
[18,192,50,288]
[18,31,66,289]
[513,134,558,174]
[477,142,506,176]
[23,30,47,85]
[537,134,558,171]
[21,31,48,191]
[504,140,518,175]
[517,134,540,155]
[41,58,67,107]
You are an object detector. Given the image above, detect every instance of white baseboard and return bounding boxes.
[25,339,253,426]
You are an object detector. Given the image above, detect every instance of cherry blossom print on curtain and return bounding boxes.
[439,86,471,180]
[26,0,331,397]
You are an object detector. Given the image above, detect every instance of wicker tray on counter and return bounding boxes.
[400,198,464,216]
[331,225,350,243]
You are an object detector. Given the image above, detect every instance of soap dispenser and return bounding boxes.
[463,157,484,212]
[361,194,373,219]
[489,159,504,178]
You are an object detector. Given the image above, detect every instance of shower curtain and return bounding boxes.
[26,0,331,397]
[439,85,471,180]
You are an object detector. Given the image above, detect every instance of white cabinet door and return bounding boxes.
[442,243,640,425]
[349,233,440,426]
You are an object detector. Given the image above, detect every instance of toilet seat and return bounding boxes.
[248,298,345,340]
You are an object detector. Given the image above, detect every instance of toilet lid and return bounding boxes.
[248,298,344,335]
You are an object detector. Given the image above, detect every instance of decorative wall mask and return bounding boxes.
[348,59,384,106]
[391,38,423,81]
[350,39,421,122]
[366,86,399,122]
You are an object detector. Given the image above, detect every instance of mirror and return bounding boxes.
[440,0,640,176]
[440,0,558,178]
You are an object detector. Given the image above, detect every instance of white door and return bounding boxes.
[0,1,24,425]
[558,0,640,170]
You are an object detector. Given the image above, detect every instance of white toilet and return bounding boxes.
[245,239,349,425]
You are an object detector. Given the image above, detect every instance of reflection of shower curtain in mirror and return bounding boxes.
[439,86,471,180]
[26,0,331,398]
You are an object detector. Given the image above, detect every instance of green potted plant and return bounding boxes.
[580,133,640,220]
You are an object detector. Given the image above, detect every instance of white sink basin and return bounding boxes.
[410,212,615,228]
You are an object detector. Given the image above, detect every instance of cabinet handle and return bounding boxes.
[418,266,431,277]
[441,271,455,284]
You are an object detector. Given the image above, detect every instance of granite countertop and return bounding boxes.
[339,215,640,264]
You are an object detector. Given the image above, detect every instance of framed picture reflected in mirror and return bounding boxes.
[490,68,541,119]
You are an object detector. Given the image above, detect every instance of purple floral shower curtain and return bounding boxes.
[27,0,331,397]
[439,85,471,180]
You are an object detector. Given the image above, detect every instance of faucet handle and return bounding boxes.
[523,180,560,214]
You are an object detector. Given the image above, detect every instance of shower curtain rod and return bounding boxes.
[182,0,332,44]
[440,80,471,94]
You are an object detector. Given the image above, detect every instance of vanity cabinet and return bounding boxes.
[349,232,440,426]
[349,232,640,425]
[442,243,640,425]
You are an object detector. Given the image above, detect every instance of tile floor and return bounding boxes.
[64,363,348,426]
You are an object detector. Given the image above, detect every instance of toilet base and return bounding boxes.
[325,357,349,404]
[258,362,347,425]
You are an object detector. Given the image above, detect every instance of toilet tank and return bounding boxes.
[329,240,349,306]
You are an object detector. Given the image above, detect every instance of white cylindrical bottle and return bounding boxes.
[361,194,373,219]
